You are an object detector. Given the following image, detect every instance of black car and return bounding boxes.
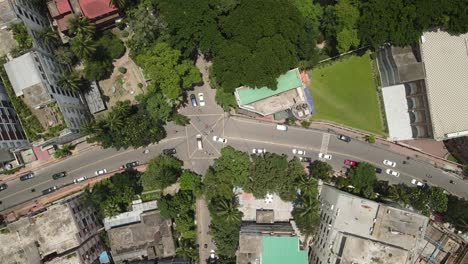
[0,183,8,191]
[190,94,198,107]
[52,171,67,180]
[19,171,35,181]
[375,167,383,174]
[42,186,57,195]
[122,161,140,169]
[337,135,351,142]
[163,148,177,155]
[299,157,312,163]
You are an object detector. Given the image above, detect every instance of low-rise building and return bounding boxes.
[310,185,429,264]
[236,189,293,222]
[105,200,176,263]
[0,194,103,264]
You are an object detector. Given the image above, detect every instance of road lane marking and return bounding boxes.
[320,133,331,154]
[1,179,54,200]
[229,116,324,134]
[185,114,224,117]
[189,120,221,156]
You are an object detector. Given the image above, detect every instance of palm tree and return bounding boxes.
[296,175,318,197]
[57,71,83,92]
[80,120,97,135]
[38,27,59,46]
[215,198,242,224]
[105,112,124,131]
[55,46,74,68]
[67,15,95,37]
[109,0,126,9]
[70,35,97,59]
[386,184,410,206]
[292,194,320,236]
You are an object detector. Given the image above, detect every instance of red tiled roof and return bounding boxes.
[78,0,117,19]
[56,0,72,15]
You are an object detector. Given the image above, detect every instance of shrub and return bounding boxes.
[121,30,129,38]
[301,120,311,128]
[118,67,127,74]
[96,32,126,59]
[137,83,144,89]
[366,135,376,144]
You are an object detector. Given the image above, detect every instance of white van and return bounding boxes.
[276,124,288,131]
[196,134,203,150]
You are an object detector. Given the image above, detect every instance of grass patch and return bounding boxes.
[447,154,458,163]
[140,191,160,202]
[309,53,385,135]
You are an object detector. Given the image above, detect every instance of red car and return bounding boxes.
[344,159,358,167]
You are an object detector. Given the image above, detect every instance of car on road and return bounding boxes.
[42,186,57,195]
[163,148,177,155]
[204,244,208,249]
[276,124,288,131]
[383,160,396,167]
[292,149,306,155]
[386,169,400,177]
[196,134,203,150]
[299,157,312,162]
[212,136,227,144]
[19,171,35,181]
[73,176,87,184]
[52,171,67,180]
[0,183,7,191]
[252,148,266,154]
[411,179,424,186]
[190,94,197,107]
[318,153,332,160]
[375,167,383,174]
[198,93,205,106]
[344,159,358,167]
[95,169,108,176]
[121,161,139,169]
[338,134,351,142]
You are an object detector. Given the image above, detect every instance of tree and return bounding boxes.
[296,175,318,197]
[138,92,173,122]
[246,153,288,198]
[109,0,127,9]
[53,144,72,159]
[55,46,75,67]
[278,158,306,201]
[171,113,190,126]
[83,59,113,81]
[348,162,377,198]
[38,27,58,46]
[179,170,202,195]
[309,160,333,181]
[135,43,201,99]
[445,196,468,232]
[68,15,96,37]
[71,35,97,59]
[213,198,243,224]
[95,31,126,59]
[428,187,448,213]
[141,155,183,191]
[212,146,250,187]
[57,71,84,93]
[292,192,320,236]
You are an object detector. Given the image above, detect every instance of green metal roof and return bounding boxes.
[236,68,302,105]
[261,236,307,264]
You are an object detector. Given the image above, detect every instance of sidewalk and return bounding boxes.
[0,139,100,183]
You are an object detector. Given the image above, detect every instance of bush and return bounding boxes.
[121,30,129,38]
[118,67,127,74]
[366,135,376,144]
[301,120,311,128]
[95,32,126,60]
[84,59,114,81]
[137,83,144,89]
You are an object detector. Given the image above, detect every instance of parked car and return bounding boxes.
[299,157,312,162]
[375,167,383,174]
[337,134,351,142]
[95,169,108,176]
[252,148,266,154]
[212,136,227,144]
[344,159,358,167]
[198,93,205,106]
[121,161,139,169]
[196,134,203,150]
[52,171,67,180]
[0,183,8,191]
[73,176,87,184]
[19,171,35,181]
[383,160,396,167]
[163,148,177,155]
[318,153,332,160]
[276,124,288,131]
[411,179,424,186]
[190,94,197,107]
[42,186,57,195]
[386,169,400,177]
[292,149,306,155]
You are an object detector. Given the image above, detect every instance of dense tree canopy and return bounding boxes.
[141,154,183,191]
[347,162,377,198]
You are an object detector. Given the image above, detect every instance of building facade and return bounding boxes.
[0,83,28,150]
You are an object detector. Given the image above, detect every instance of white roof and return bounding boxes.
[382,84,413,140]
[4,52,42,96]
[420,30,468,140]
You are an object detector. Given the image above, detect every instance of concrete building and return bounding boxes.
[105,200,176,263]
[377,30,468,141]
[236,189,293,222]
[310,185,429,264]
[234,68,313,120]
[47,0,120,43]
[0,194,103,264]
[0,83,28,150]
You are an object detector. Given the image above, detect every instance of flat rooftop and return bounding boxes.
[420,30,468,140]
[237,191,293,222]
[382,84,413,140]
[4,52,43,97]
[261,236,307,264]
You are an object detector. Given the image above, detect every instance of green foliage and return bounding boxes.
[9,23,32,51]
[118,67,127,74]
[38,27,59,46]
[82,170,142,217]
[71,35,97,60]
[137,92,173,122]
[215,86,237,112]
[68,15,96,38]
[53,144,72,159]
[140,154,183,191]
[444,196,468,232]
[292,190,320,236]
[309,160,333,181]
[179,170,202,196]
[55,46,75,66]
[95,32,126,60]
[212,146,250,188]
[428,187,448,213]
[347,162,377,198]
[135,42,201,99]
[301,120,311,128]
[171,113,190,126]
[84,59,113,81]
[366,135,376,143]
[57,71,86,93]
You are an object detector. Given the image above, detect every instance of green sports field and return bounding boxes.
[308,53,385,135]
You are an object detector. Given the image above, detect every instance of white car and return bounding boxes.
[198,93,205,106]
[318,153,332,160]
[95,169,108,176]
[73,176,87,184]
[386,169,400,177]
[212,136,227,144]
[292,149,306,155]
[411,179,424,186]
[383,160,396,167]
[276,124,288,131]
[252,148,266,154]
